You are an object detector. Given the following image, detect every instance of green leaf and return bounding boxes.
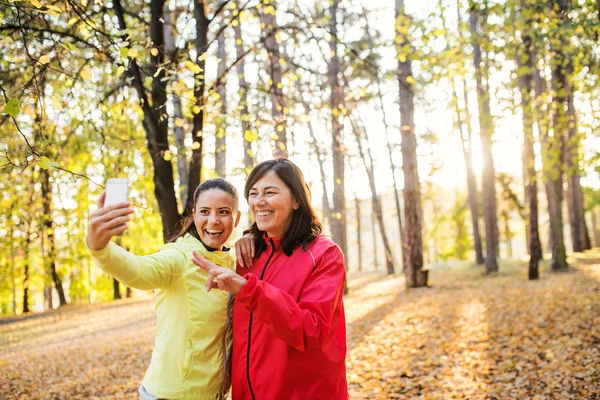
[38,156,59,170]
[2,98,20,117]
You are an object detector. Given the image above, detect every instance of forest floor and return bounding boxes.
[1,252,599,400]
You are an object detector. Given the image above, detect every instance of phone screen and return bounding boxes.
[104,179,129,206]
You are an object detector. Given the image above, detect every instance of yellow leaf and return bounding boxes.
[244,130,259,143]
[127,48,139,59]
[175,118,185,127]
[150,48,158,56]
[163,150,172,161]
[45,4,61,12]
[197,52,209,62]
[185,60,202,74]
[52,97,63,111]
[38,55,50,64]
[81,66,92,81]
[192,141,201,150]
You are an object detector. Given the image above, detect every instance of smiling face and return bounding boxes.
[248,170,299,238]
[193,188,240,250]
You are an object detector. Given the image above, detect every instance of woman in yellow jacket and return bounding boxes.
[86,178,241,400]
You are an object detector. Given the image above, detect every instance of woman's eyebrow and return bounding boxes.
[250,185,280,191]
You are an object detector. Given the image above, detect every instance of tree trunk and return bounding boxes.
[234,0,256,179]
[188,0,209,212]
[41,169,67,306]
[565,96,583,252]
[364,16,405,272]
[329,0,348,289]
[215,15,227,177]
[113,278,122,300]
[451,78,485,265]
[530,36,555,258]
[502,209,513,259]
[113,0,181,240]
[307,115,332,225]
[376,81,405,272]
[23,225,31,313]
[371,198,379,271]
[164,9,189,207]
[396,0,427,287]
[546,0,569,270]
[564,69,590,251]
[470,4,499,273]
[10,223,16,314]
[350,115,395,274]
[591,208,600,247]
[355,191,363,273]
[260,4,287,158]
[521,145,531,254]
[516,14,542,279]
[452,0,484,265]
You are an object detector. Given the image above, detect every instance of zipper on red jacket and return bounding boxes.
[246,239,276,400]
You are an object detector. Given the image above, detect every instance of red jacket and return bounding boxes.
[232,235,348,400]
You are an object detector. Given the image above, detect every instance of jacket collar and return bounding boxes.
[262,232,283,246]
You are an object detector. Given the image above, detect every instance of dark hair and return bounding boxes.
[244,158,322,257]
[168,178,239,243]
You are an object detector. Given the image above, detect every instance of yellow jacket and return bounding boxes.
[89,234,234,399]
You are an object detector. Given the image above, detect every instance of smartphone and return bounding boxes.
[104,178,129,206]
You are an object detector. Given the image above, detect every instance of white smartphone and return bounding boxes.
[104,178,129,206]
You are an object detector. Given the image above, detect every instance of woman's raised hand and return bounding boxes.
[192,251,247,295]
[86,191,134,251]
[235,233,255,269]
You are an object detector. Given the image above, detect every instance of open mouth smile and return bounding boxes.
[204,229,224,236]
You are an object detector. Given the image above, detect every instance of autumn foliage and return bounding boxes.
[1,256,599,399]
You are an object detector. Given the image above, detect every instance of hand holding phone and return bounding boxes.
[86,178,133,251]
[104,178,129,206]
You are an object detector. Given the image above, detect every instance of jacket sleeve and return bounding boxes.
[235,244,345,352]
[88,241,187,290]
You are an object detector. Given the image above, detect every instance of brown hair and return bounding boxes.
[168,178,239,244]
[244,158,322,257]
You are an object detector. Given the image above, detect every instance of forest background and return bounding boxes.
[2,0,600,398]
[0,0,599,335]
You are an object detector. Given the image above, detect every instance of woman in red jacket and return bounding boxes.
[192,158,348,400]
